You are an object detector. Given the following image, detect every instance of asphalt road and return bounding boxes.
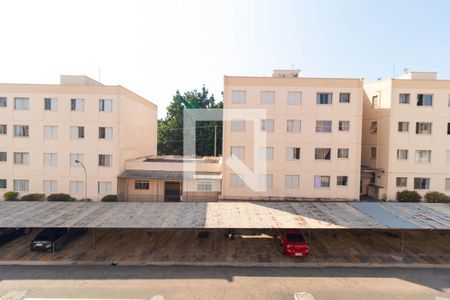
[0,265,449,300]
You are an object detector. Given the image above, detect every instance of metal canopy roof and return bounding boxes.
[118,170,221,180]
[0,202,449,230]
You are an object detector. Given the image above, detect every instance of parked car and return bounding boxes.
[274,229,309,257]
[0,228,30,246]
[30,228,87,252]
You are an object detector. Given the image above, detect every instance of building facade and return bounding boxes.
[222,70,363,201]
[0,75,157,200]
[362,72,450,200]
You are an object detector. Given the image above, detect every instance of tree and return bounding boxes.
[158,87,222,156]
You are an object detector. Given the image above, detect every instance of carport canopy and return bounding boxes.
[0,202,449,230]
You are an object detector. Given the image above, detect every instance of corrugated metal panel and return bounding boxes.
[0,202,449,229]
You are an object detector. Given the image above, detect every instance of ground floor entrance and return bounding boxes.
[164,181,181,202]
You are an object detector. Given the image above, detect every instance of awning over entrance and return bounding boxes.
[118,170,222,180]
[0,202,449,230]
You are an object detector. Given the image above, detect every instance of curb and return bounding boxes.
[1,260,449,269]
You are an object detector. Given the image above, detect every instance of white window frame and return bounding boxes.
[338,121,350,131]
[337,148,349,159]
[0,97,6,108]
[414,177,430,190]
[0,124,6,135]
[44,180,57,193]
[135,180,150,190]
[397,149,409,160]
[14,125,29,137]
[314,176,330,188]
[0,152,6,162]
[287,91,301,105]
[43,153,57,167]
[230,146,245,160]
[70,153,84,167]
[14,97,29,110]
[70,181,84,194]
[99,127,113,140]
[71,98,84,112]
[98,181,113,194]
[316,93,332,104]
[415,122,432,134]
[260,91,275,105]
[44,98,58,111]
[231,90,246,104]
[14,152,29,165]
[398,122,409,132]
[337,176,348,186]
[260,119,274,132]
[315,148,331,160]
[98,154,112,167]
[13,180,29,192]
[197,181,213,192]
[230,120,246,132]
[417,94,433,106]
[99,99,113,112]
[285,175,299,189]
[258,174,273,189]
[286,147,300,160]
[0,179,6,189]
[44,126,58,139]
[316,120,332,133]
[70,126,85,139]
[399,94,410,104]
[230,173,244,187]
[259,147,274,160]
[415,150,431,163]
[339,93,351,103]
[396,177,407,187]
[287,120,301,132]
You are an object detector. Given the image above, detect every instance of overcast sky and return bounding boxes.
[1,0,449,117]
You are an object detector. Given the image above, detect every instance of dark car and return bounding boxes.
[0,228,30,246]
[30,228,87,252]
[275,229,309,257]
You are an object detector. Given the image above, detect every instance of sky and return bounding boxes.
[0,0,449,118]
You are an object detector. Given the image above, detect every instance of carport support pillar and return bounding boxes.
[92,229,96,249]
[400,229,404,253]
[308,229,311,246]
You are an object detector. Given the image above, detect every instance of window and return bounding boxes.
[287,91,301,105]
[448,95,450,107]
[43,153,57,167]
[14,152,29,165]
[260,119,274,132]
[99,127,113,140]
[337,176,348,186]
[230,174,244,187]
[231,90,246,104]
[415,150,431,163]
[0,179,6,189]
[414,177,430,190]
[0,97,6,107]
[315,148,331,160]
[260,91,275,104]
[397,149,408,160]
[0,125,6,135]
[371,95,380,108]
[230,146,245,160]
[398,122,409,132]
[316,120,332,132]
[70,154,84,167]
[70,98,84,112]
[338,121,350,131]
[337,148,349,159]
[446,178,450,191]
[99,99,113,112]
[135,180,149,190]
[417,94,433,106]
[259,147,274,160]
[314,176,330,188]
[316,93,332,104]
[448,123,450,135]
[370,147,377,159]
[231,120,246,132]
[44,180,57,193]
[14,180,29,192]
[14,125,29,137]
[287,120,301,132]
[396,177,407,188]
[447,150,450,163]
[98,181,112,194]
[399,94,410,104]
[285,175,299,188]
[370,122,377,133]
[98,154,112,167]
[14,97,29,110]
[70,126,85,139]
[339,93,351,103]
[44,126,58,139]
[286,147,300,160]
[416,122,432,134]
[197,181,212,192]
[0,152,6,162]
[258,174,273,189]
[70,181,84,194]
[44,98,58,111]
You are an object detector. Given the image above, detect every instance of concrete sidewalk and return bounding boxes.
[0,229,449,268]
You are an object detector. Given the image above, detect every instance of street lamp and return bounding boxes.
[75,159,87,200]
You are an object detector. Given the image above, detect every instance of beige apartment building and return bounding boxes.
[0,75,157,201]
[222,70,363,201]
[362,71,450,200]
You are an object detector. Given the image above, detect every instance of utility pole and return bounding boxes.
[214,125,217,157]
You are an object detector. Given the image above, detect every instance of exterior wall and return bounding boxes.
[362,77,450,200]
[222,76,363,201]
[0,80,157,200]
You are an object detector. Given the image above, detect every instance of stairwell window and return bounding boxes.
[370,122,377,133]
[99,99,113,112]
[417,94,433,106]
[316,93,332,104]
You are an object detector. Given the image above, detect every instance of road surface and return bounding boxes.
[0,265,449,300]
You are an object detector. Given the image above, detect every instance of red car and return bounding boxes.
[275,229,309,257]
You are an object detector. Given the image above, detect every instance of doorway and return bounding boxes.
[164,181,181,202]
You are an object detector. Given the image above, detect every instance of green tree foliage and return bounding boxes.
[158,87,223,156]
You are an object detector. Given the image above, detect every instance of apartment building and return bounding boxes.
[222,70,363,201]
[362,71,450,200]
[0,75,157,200]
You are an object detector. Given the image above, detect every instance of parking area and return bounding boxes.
[0,228,449,266]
